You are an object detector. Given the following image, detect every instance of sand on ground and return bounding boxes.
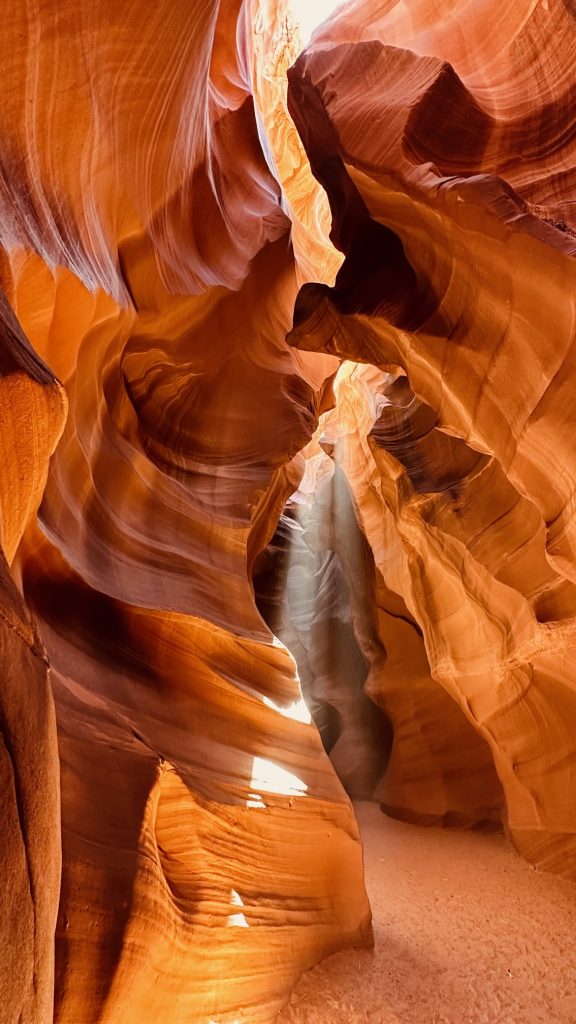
[278,801,576,1024]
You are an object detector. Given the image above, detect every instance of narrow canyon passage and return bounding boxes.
[280,803,576,1024]
[2,0,576,1022]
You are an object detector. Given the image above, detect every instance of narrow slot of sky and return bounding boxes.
[289,0,348,44]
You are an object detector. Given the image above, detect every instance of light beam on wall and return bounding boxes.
[250,756,308,798]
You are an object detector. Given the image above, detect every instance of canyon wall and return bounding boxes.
[0,0,576,1021]
[0,2,369,1021]
[287,0,576,874]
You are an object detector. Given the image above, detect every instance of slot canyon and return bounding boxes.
[2,0,576,1021]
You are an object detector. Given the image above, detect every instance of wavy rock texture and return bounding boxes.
[2,0,576,1021]
[1,2,369,1022]
[319,366,506,829]
[0,300,65,1024]
[288,0,576,875]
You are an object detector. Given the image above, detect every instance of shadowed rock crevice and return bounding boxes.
[254,464,392,799]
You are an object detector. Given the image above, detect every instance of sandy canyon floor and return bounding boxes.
[279,802,576,1024]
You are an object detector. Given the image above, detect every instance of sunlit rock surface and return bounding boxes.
[1,0,576,1021]
[288,0,576,875]
[320,366,506,830]
[1,2,368,1022]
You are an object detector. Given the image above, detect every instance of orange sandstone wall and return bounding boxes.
[0,301,65,1023]
[1,0,576,1021]
[0,1,369,1022]
[287,0,576,875]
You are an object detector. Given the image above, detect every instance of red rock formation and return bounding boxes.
[0,2,369,1021]
[320,366,505,829]
[2,0,576,1020]
[0,295,66,1023]
[287,0,576,875]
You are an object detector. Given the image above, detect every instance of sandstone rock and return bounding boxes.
[0,291,65,1022]
[0,3,371,1020]
[1,1,576,1021]
[287,5,576,874]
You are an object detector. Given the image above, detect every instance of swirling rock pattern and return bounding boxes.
[2,0,576,1021]
[288,0,576,875]
[0,2,367,1022]
[320,366,506,829]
